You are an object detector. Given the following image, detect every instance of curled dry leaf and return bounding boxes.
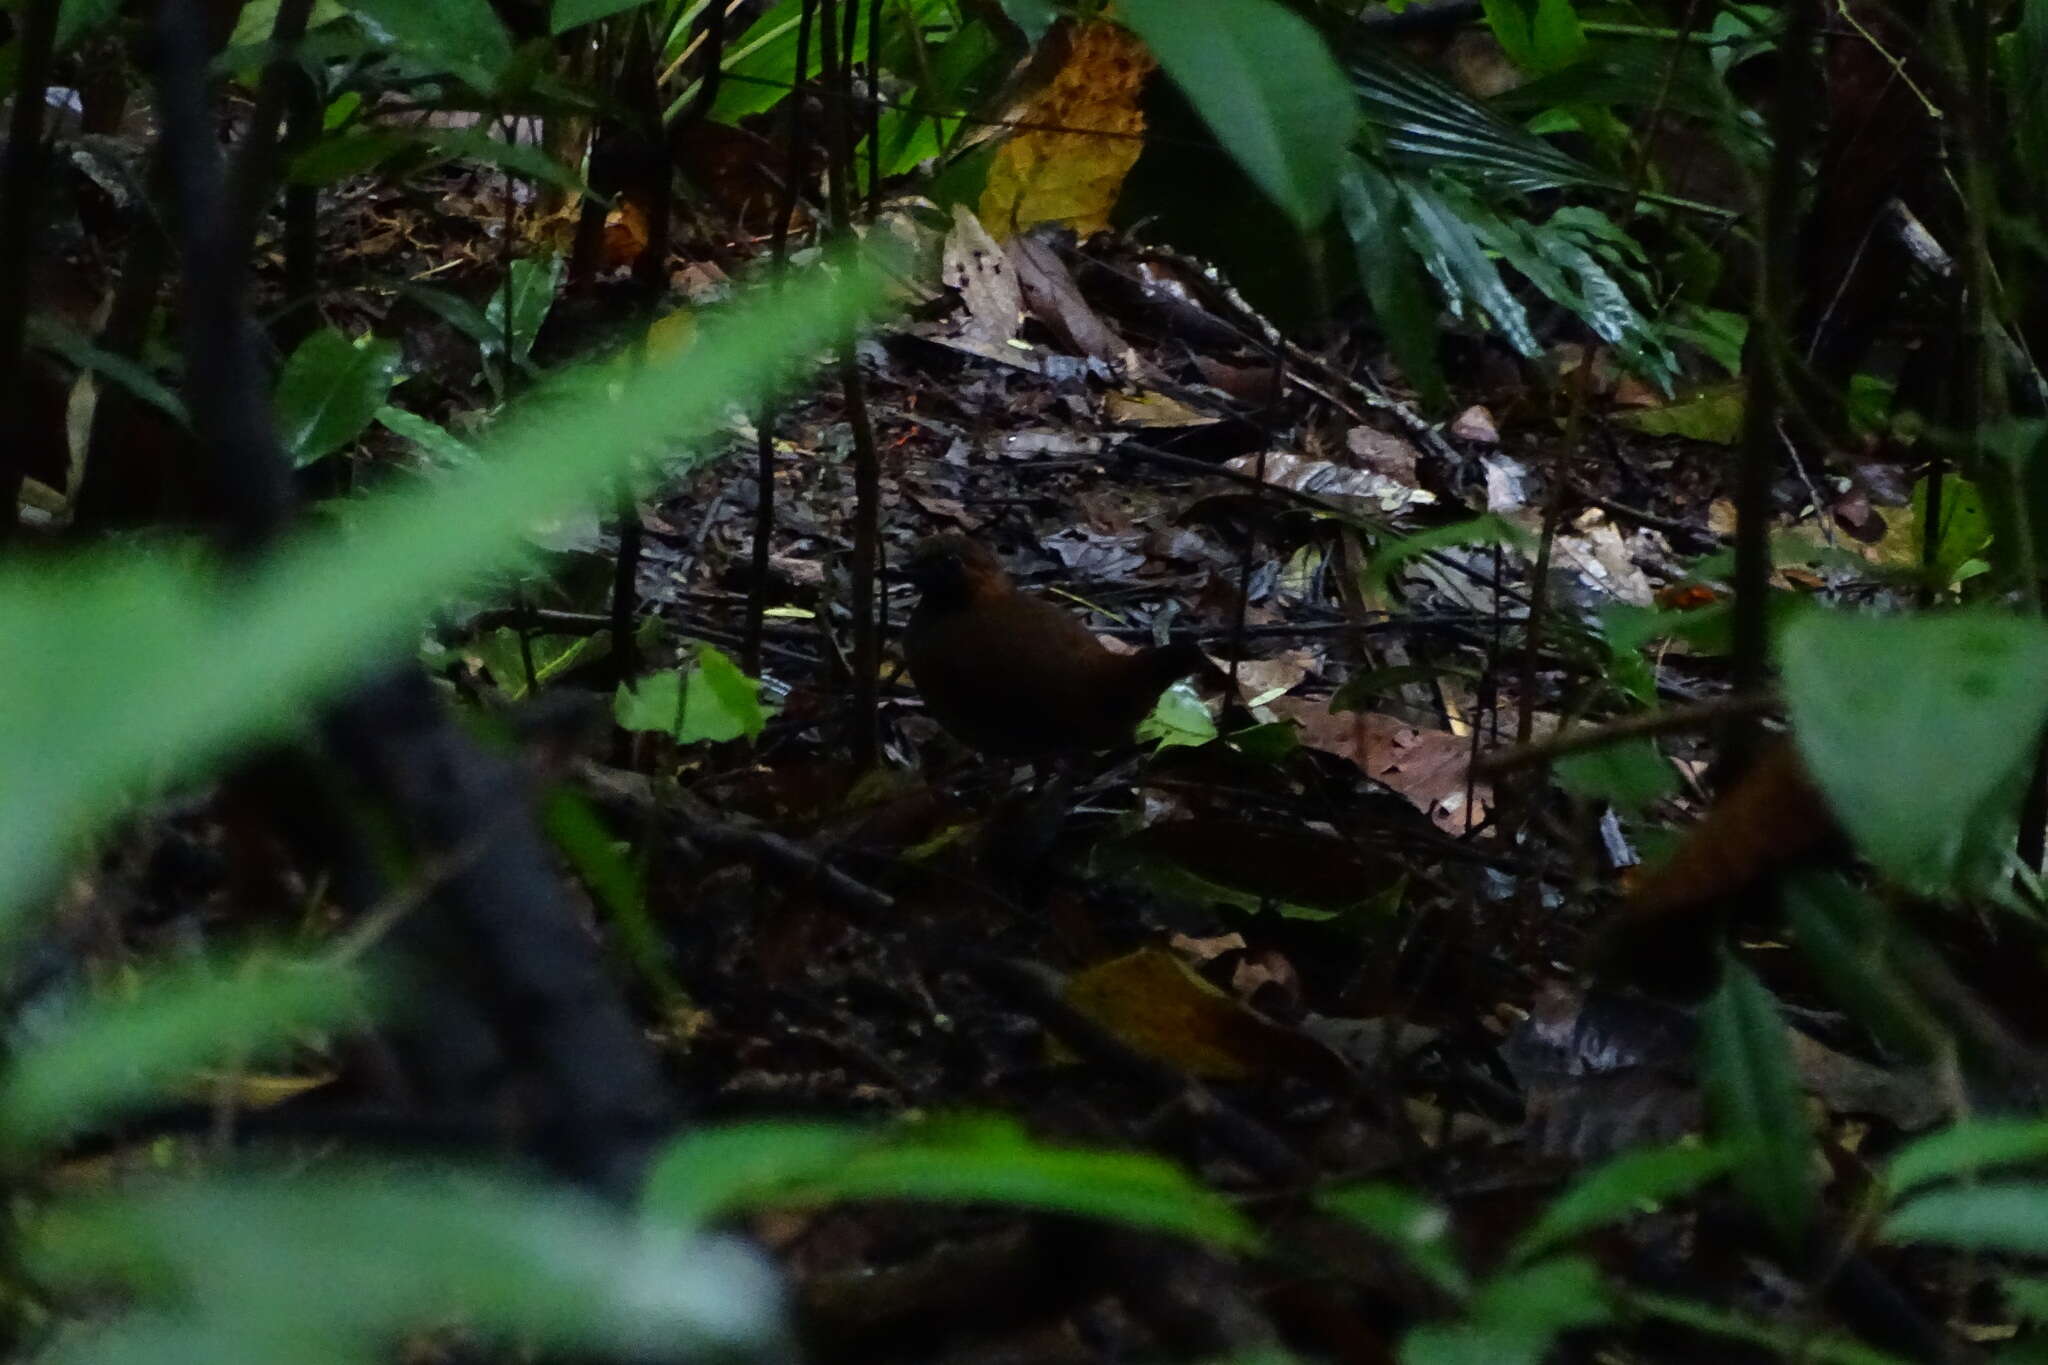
[941,205,1023,350]
[1222,450,1435,513]
[1271,698,1490,834]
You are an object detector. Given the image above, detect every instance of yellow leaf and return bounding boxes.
[980,21,1153,239]
[1061,947,1283,1080]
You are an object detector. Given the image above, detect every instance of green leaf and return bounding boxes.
[2004,0,2048,201]
[1397,179,1540,359]
[1666,305,1747,376]
[1137,681,1217,749]
[27,316,189,426]
[2004,1275,2048,1323]
[615,671,685,735]
[285,129,414,186]
[679,644,768,743]
[1913,473,1992,587]
[1402,1324,1543,1365]
[394,281,503,356]
[1553,737,1678,813]
[274,327,405,467]
[1317,1183,1469,1299]
[1701,957,1813,1249]
[645,1116,1260,1251]
[340,0,513,90]
[1364,513,1532,597]
[543,787,686,1010]
[1471,1255,1610,1335]
[1346,42,1615,194]
[707,0,955,124]
[1784,872,1942,1064]
[1888,1182,2048,1255]
[1780,609,2048,894]
[1888,1118,2048,1197]
[550,0,644,32]
[1118,0,1356,231]
[56,0,123,50]
[427,128,590,196]
[1622,1288,1919,1365]
[1481,0,1586,74]
[483,254,565,364]
[29,1169,787,1360]
[0,253,885,924]
[376,405,482,467]
[0,957,369,1155]
[1337,158,1447,409]
[1511,1142,1733,1263]
[1616,386,1744,444]
[995,0,1057,42]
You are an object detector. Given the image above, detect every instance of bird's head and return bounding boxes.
[903,534,1009,608]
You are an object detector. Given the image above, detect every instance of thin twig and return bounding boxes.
[1473,692,1778,777]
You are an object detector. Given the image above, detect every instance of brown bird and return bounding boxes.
[902,534,1208,757]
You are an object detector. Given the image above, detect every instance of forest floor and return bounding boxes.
[58,160,1982,1363]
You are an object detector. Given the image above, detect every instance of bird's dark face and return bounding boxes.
[904,535,1004,607]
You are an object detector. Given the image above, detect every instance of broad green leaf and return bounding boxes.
[427,128,589,196]
[340,0,513,90]
[1889,1118,2048,1197]
[484,254,566,364]
[1984,418,2048,590]
[1402,1324,1541,1365]
[1118,0,1355,231]
[645,1116,1259,1250]
[1336,158,1446,409]
[376,405,482,467]
[1888,1183,2048,1255]
[1701,958,1813,1249]
[616,670,685,734]
[2004,0,2048,201]
[1137,681,1217,749]
[1481,0,1586,74]
[1553,736,1678,813]
[678,644,768,743]
[27,316,188,425]
[56,0,123,50]
[1511,1142,1732,1263]
[394,281,503,354]
[706,0,953,124]
[1780,609,2048,894]
[1784,873,1942,1064]
[1470,1255,1609,1336]
[865,19,1005,181]
[2004,1275,2048,1322]
[274,327,404,467]
[550,0,644,32]
[0,254,884,923]
[0,957,368,1155]
[29,1170,786,1360]
[1913,474,1992,587]
[1616,386,1744,444]
[1397,179,1539,358]
[1665,305,1747,376]
[1317,1183,1469,1299]
[286,129,414,187]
